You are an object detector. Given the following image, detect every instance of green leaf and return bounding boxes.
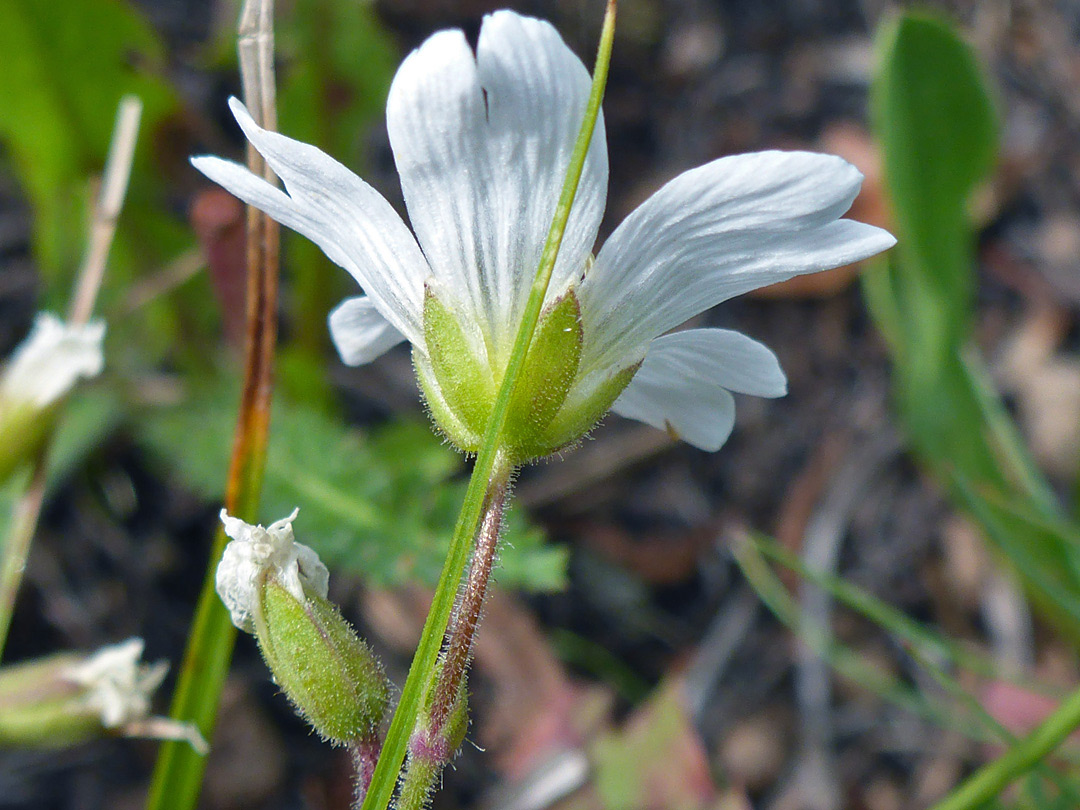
[948,474,1080,641]
[872,11,997,365]
[866,10,1080,642]
[745,536,1080,803]
[0,0,177,283]
[135,380,565,592]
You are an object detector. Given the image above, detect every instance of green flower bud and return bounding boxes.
[216,510,389,746]
[0,313,105,484]
[416,285,636,464]
[0,640,204,752]
[0,401,53,485]
[256,581,389,746]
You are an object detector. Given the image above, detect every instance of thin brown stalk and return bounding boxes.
[69,96,143,327]
[227,0,279,511]
[146,2,281,806]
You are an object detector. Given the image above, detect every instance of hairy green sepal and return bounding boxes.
[256,580,388,746]
[0,401,54,485]
[0,653,104,747]
[417,287,495,451]
[418,287,636,463]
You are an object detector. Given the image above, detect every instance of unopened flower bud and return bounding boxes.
[216,510,389,746]
[0,313,105,483]
[0,639,204,751]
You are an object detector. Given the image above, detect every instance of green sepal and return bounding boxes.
[0,653,107,748]
[421,286,496,447]
[536,360,641,458]
[0,401,55,485]
[414,348,482,453]
[503,292,583,461]
[257,580,389,746]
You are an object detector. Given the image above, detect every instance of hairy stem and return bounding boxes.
[429,473,508,734]
[359,6,617,809]
[391,472,510,810]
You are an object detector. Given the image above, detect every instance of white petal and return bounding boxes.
[579,151,896,372]
[328,296,406,366]
[0,313,105,409]
[216,508,328,633]
[652,328,787,397]
[386,10,607,358]
[612,371,736,453]
[65,638,168,728]
[191,99,429,345]
[609,327,787,451]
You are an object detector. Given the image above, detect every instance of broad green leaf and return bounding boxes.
[135,381,565,591]
[872,11,997,366]
[866,10,1080,642]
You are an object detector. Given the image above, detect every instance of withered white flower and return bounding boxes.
[64,638,168,728]
[0,313,104,412]
[216,509,329,633]
[193,10,894,455]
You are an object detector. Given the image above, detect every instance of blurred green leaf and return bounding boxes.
[742,533,1080,801]
[135,380,565,591]
[866,10,1080,639]
[731,532,977,735]
[948,474,1080,640]
[872,11,997,368]
[47,387,125,485]
[274,0,398,406]
[0,0,177,284]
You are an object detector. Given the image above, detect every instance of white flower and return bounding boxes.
[1,313,105,411]
[216,508,329,633]
[192,10,894,453]
[64,638,168,728]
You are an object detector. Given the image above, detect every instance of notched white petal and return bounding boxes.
[328,296,407,366]
[654,329,787,398]
[1,313,105,409]
[611,329,786,451]
[216,508,329,633]
[386,9,607,356]
[580,150,896,373]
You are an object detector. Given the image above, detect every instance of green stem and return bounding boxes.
[427,472,507,735]
[359,5,617,809]
[930,685,1080,810]
[0,458,47,658]
[393,474,508,810]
